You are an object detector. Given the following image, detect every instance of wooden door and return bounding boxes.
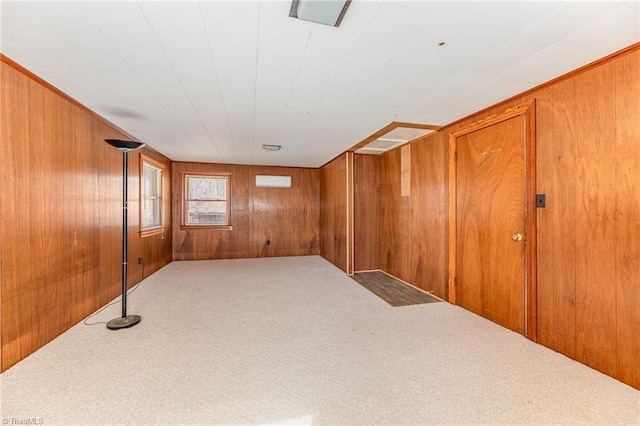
[456,115,526,334]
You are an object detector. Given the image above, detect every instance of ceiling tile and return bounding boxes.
[500,17,582,56]
[497,42,585,84]
[392,1,444,15]
[560,7,640,50]
[433,1,503,25]
[483,2,567,33]
[551,1,628,25]
[173,66,218,89]
[306,18,368,54]
[436,25,519,62]
[464,47,532,79]
[259,0,312,30]
[199,1,260,34]
[340,1,382,23]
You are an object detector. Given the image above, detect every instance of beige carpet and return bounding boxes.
[1,256,638,425]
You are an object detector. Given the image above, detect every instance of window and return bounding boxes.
[141,156,164,234]
[183,173,230,227]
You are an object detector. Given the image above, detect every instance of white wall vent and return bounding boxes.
[256,175,292,188]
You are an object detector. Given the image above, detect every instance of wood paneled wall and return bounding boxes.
[353,154,379,271]
[139,151,173,280]
[527,47,640,389]
[379,132,447,298]
[172,162,319,260]
[376,44,640,389]
[0,57,172,372]
[319,154,350,272]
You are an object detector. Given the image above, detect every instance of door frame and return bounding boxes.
[448,100,537,341]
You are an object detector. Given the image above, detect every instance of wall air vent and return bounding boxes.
[256,175,292,188]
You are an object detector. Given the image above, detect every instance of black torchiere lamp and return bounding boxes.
[105,139,145,330]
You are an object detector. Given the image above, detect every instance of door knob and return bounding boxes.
[512,233,523,242]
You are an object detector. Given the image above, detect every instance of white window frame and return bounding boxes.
[182,172,232,229]
[140,155,164,236]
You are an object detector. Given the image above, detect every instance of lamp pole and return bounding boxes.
[104,139,145,330]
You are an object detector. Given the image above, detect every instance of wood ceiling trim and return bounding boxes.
[348,121,442,154]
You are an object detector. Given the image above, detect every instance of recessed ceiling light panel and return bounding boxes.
[289,0,351,27]
[354,125,440,155]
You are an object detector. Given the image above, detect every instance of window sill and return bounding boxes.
[180,225,234,231]
[140,227,164,238]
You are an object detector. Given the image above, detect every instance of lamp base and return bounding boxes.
[106,315,141,330]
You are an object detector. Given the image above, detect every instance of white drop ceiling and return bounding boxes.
[1,1,638,167]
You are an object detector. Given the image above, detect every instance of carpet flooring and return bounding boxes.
[1,256,638,425]
[351,271,441,306]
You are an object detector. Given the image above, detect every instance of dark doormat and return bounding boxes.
[351,271,441,307]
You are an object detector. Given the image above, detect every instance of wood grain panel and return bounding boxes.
[76,104,94,320]
[382,149,402,277]
[400,145,411,197]
[60,93,76,332]
[140,149,173,279]
[96,120,122,312]
[367,43,640,389]
[346,152,354,275]
[379,148,410,279]
[319,154,349,272]
[531,80,578,356]
[524,102,538,341]
[1,64,31,367]
[27,79,49,352]
[379,133,447,297]
[333,155,348,272]
[1,60,172,372]
[320,164,335,265]
[172,162,319,261]
[249,166,320,258]
[353,154,380,271]
[573,62,617,378]
[127,146,143,288]
[527,86,552,348]
[614,49,640,389]
[409,132,447,298]
[172,162,248,260]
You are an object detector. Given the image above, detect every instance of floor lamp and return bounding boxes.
[105,138,145,330]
